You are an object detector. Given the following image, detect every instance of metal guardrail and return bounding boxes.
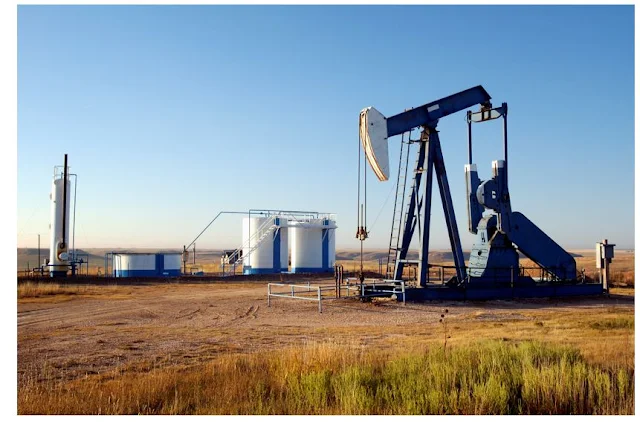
[267,278,406,313]
[388,263,581,285]
[342,278,406,305]
[267,282,335,313]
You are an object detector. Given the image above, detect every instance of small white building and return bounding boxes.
[112,252,182,277]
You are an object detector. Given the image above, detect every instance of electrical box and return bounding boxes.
[596,241,615,269]
[603,244,615,259]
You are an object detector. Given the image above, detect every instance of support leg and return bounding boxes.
[393,139,427,281]
[418,134,435,287]
[432,133,467,283]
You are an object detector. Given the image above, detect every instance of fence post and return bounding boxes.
[318,287,322,313]
[291,285,295,297]
[267,284,271,307]
[402,281,406,306]
[511,266,514,298]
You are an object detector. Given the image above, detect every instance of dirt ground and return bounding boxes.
[18,280,635,384]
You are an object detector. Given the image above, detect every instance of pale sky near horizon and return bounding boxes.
[17,5,635,251]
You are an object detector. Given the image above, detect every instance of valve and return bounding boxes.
[355,226,368,241]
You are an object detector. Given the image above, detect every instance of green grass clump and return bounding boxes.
[19,340,634,415]
[589,317,634,330]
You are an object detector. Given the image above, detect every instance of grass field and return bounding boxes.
[19,339,634,415]
[17,276,635,415]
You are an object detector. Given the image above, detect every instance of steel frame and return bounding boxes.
[386,87,492,286]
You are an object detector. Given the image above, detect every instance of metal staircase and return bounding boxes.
[386,133,412,277]
[226,217,278,267]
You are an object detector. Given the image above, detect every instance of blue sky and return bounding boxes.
[17,5,634,251]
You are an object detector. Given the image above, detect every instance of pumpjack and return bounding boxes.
[358,86,602,300]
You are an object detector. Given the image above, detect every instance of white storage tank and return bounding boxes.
[49,169,72,277]
[242,216,288,274]
[290,218,337,273]
[163,254,182,275]
[113,252,182,277]
[328,220,336,268]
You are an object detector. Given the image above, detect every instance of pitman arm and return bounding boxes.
[465,164,483,234]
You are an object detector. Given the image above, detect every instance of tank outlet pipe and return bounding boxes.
[70,174,78,262]
[60,154,68,258]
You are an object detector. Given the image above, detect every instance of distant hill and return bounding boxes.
[16,247,185,270]
[17,248,106,270]
[16,246,592,271]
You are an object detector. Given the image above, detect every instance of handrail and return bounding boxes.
[185,211,251,250]
[226,220,272,265]
[187,210,336,252]
[226,216,277,265]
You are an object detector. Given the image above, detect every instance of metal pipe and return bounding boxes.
[502,103,508,188]
[358,128,361,230]
[61,154,68,250]
[185,211,251,250]
[183,245,186,275]
[360,205,364,278]
[247,213,251,269]
[364,139,367,229]
[269,293,319,301]
[248,209,331,217]
[467,110,473,164]
[71,174,77,262]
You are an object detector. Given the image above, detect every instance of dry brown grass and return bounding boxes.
[18,340,634,415]
[17,281,135,302]
[17,268,635,415]
[17,282,87,299]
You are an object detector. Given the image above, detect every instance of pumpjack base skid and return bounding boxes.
[394,282,603,302]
